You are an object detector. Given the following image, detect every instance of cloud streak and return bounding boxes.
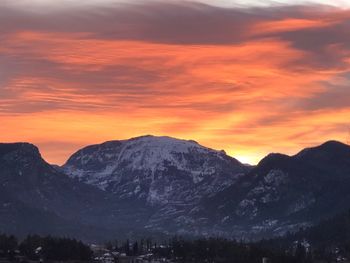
[0,1,350,164]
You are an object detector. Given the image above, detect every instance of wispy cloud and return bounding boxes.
[0,1,349,164]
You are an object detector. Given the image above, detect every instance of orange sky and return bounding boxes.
[1,2,350,165]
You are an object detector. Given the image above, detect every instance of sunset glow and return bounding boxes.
[1,1,350,164]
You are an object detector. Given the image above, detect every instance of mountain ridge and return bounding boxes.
[0,137,349,241]
[191,139,350,239]
[0,142,126,241]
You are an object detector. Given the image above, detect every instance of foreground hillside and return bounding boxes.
[259,210,350,262]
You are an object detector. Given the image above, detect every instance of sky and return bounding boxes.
[1,0,350,165]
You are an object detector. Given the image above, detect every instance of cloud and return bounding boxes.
[0,1,350,164]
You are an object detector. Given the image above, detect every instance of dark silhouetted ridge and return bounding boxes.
[0,142,40,159]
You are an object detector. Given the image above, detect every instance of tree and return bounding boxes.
[132,241,139,255]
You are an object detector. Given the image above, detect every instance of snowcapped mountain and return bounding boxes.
[61,135,251,236]
[63,135,248,206]
[2,138,350,241]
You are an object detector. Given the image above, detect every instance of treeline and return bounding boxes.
[259,210,350,262]
[0,234,17,259]
[106,212,350,263]
[105,238,154,256]
[0,234,92,261]
[2,210,350,263]
[154,237,299,263]
[105,237,300,263]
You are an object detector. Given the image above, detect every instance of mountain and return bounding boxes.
[192,141,350,239]
[0,137,249,240]
[0,142,122,241]
[62,135,249,234]
[2,138,350,241]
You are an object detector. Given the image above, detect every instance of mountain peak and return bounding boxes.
[259,152,290,163]
[319,140,349,149]
[120,135,200,146]
[0,142,40,159]
[65,135,221,169]
[296,140,350,159]
[125,135,201,149]
[63,135,246,206]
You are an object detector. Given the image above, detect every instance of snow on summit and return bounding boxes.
[63,135,247,206]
